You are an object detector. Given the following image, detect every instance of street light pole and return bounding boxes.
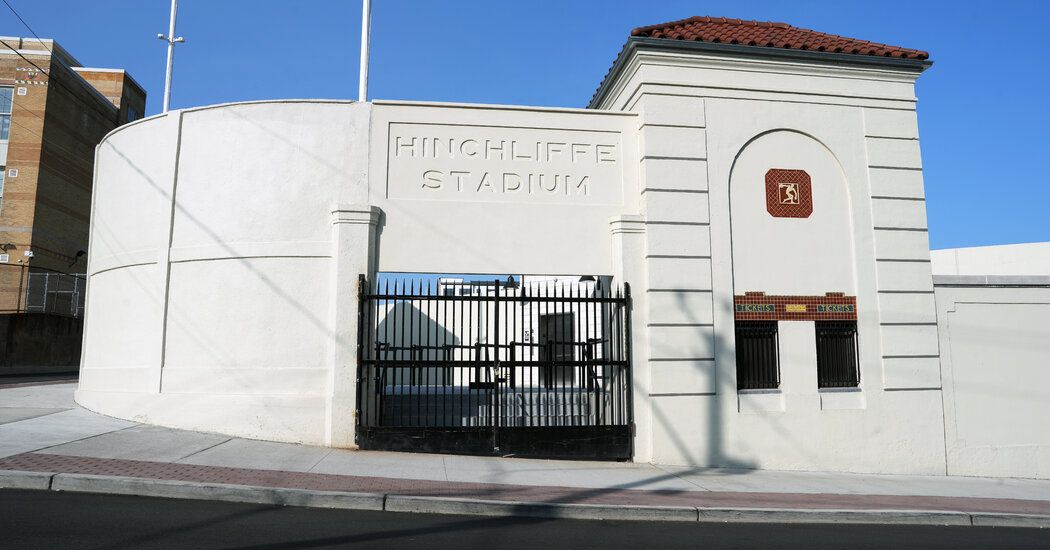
[158,0,185,113]
[358,0,371,102]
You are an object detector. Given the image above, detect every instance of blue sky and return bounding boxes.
[4,1,1047,250]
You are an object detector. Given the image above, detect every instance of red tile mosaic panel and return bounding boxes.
[734,292,857,321]
[765,169,813,218]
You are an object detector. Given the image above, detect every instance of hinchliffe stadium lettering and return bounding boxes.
[393,136,617,197]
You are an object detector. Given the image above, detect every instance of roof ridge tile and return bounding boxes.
[629,15,928,60]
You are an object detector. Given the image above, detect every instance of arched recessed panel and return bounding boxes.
[729,130,855,296]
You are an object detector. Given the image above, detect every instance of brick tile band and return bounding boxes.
[734,292,857,321]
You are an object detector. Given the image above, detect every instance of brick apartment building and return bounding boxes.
[0,37,145,315]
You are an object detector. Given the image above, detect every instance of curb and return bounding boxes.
[386,495,698,522]
[0,470,53,490]
[695,507,971,526]
[2,470,1048,528]
[50,473,385,511]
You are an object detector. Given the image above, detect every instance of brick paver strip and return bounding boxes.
[2,452,1048,515]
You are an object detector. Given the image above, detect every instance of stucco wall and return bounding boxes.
[77,99,640,447]
[934,281,1050,479]
[932,243,1050,276]
[78,101,363,443]
[595,44,945,474]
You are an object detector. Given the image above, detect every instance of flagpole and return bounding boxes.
[358,0,371,102]
[158,0,185,113]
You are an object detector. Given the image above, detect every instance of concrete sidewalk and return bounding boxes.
[2,382,1049,526]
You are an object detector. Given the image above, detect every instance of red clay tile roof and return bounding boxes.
[631,16,929,60]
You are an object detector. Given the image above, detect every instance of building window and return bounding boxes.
[0,87,12,140]
[815,321,861,388]
[538,312,575,387]
[735,321,780,390]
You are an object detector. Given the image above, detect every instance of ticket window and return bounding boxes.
[735,321,780,390]
[815,321,860,388]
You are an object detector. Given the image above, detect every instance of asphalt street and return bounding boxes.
[2,490,1048,549]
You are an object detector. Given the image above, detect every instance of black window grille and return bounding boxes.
[815,321,861,388]
[735,321,780,390]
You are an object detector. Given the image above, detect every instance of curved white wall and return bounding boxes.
[77,101,366,445]
[76,99,639,447]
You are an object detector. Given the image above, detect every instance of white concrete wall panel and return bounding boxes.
[877,292,938,324]
[367,102,639,275]
[635,95,706,127]
[644,191,710,224]
[863,108,920,139]
[871,198,928,229]
[639,158,708,192]
[89,117,179,263]
[640,126,707,160]
[646,224,711,257]
[648,325,715,360]
[876,260,935,292]
[619,58,919,108]
[646,257,712,290]
[647,291,714,325]
[868,168,927,199]
[81,265,163,374]
[162,257,330,372]
[650,360,716,395]
[931,242,1050,276]
[873,229,931,260]
[865,137,922,169]
[882,357,942,390]
[936,286,1050,479]
[172,103,351,248]
[880,324,940,357]
[649,395,716,465]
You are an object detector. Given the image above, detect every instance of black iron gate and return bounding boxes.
[355,275,634,460]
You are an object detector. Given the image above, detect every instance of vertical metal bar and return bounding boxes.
[355,274,367,436]
[424,280,432,424]
[577,282,584,426]
[413,279,421,425]
[623,283,634,442]
[520,283,527,427]
[398,279,406,426]
[377,279,387,426]
[457,289,463,425]
[442,282,449,426]
[492,278,500,448]
[510,284,517,390]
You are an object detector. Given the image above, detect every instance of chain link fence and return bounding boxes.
[1,264,86,318]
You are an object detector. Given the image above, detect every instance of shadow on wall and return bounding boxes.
[101,113,350,372]
[648,291,757,470]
